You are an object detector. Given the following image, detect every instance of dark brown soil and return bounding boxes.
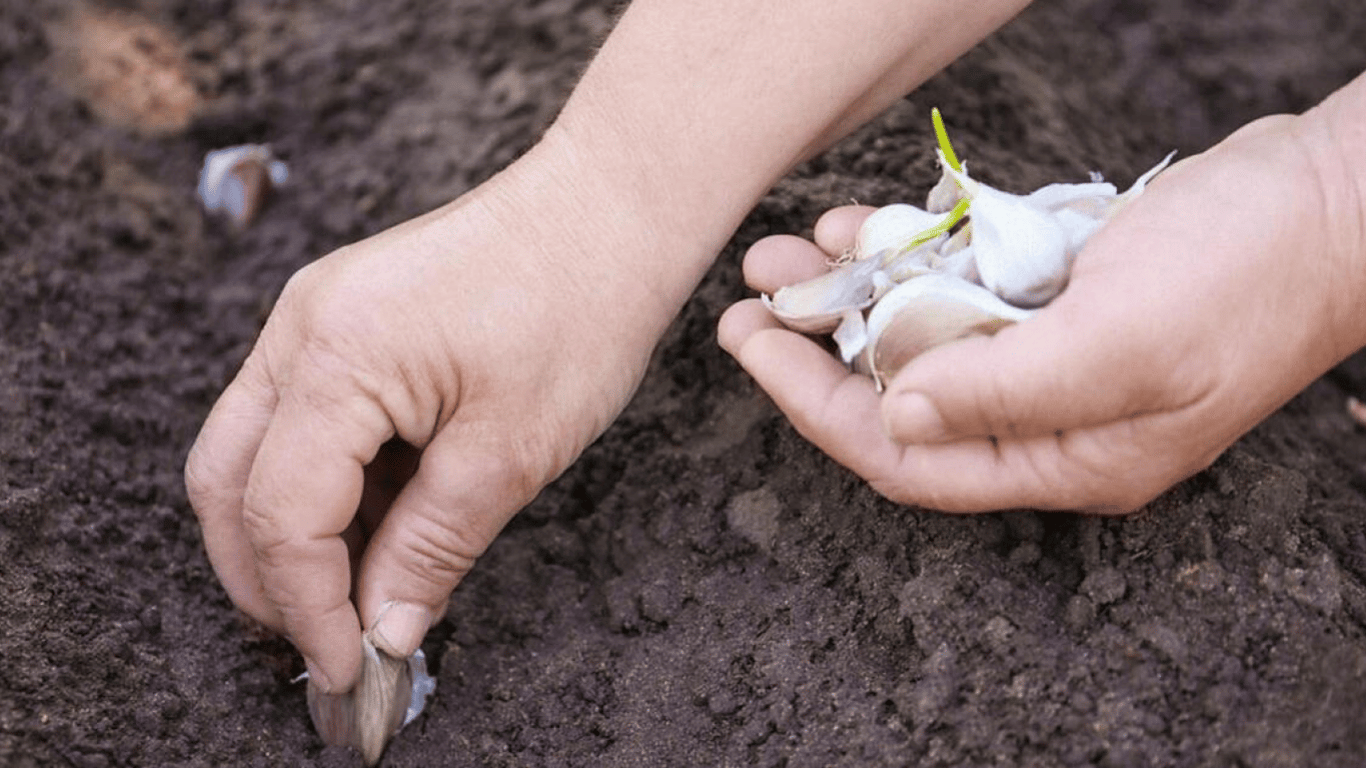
[4,1,1366,766]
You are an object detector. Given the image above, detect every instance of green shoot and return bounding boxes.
[931,107,962,174]
[882,198,971,265]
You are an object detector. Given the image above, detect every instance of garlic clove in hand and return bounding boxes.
[308,634,427,766]
[864,273,1035,388]
[964,180,1072,308]
[854,203,945,260]
[762,256,887,333]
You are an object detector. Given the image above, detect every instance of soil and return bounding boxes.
[3,0,1366,766]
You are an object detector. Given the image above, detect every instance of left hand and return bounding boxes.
[719,106,1366,514]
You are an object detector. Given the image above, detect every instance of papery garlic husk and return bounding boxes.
[308,634,418,766]
[831,309,868,364]
[865,273,1035,387]
[1107,150,1176,215]
[1023,180,1117,215]
[854,203,945,259]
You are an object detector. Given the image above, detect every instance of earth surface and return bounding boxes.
[3,1,1366,766]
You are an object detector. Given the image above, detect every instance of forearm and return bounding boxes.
[526,0,1032,329]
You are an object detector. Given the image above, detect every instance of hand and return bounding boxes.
[720,109,1366,514]
[182,0,1044,696]
[184,138,675,693]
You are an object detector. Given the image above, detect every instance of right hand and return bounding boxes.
[185,135,677,694]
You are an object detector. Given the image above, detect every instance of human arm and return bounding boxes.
[184,0,1035,697]
[719,70,1366,513]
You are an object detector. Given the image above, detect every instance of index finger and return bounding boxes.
[241,381,394,692]
[185,358,281,627]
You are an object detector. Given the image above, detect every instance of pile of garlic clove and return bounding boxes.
[763,110,1173,389]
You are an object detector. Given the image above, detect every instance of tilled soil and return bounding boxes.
[3,1,1366,766]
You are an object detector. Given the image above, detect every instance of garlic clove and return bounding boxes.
[854,203,945,260]
[865,273,1034,387]
[763,256,886,333]
[197,144,289,228]
[967,183,1072,308]
[307,634,421,767]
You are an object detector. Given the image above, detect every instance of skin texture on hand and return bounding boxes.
[184,0,1036,698]
[183,149,672,692]
[720,74,1366,515]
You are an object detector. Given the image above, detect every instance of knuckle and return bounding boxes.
[393,511,482,590]
[182,444,218,514]
[274,258,373,353]
[239,490,291,562]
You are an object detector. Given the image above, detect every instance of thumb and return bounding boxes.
[354,429,535,657]
[881,286,1205,444]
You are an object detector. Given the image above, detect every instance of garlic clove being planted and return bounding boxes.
[864,273,1035,387]
[308,634,433,766]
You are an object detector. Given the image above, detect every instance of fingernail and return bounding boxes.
[371,601,432,657]
[305,656,334,694]
[886,391,947,443]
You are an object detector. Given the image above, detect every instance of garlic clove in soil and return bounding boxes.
[864,273,1035,387]
[307,634,435,766]
[197,144,289,228]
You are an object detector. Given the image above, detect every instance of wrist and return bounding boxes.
[1298,71,1366,353]
[432,127,714,357]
